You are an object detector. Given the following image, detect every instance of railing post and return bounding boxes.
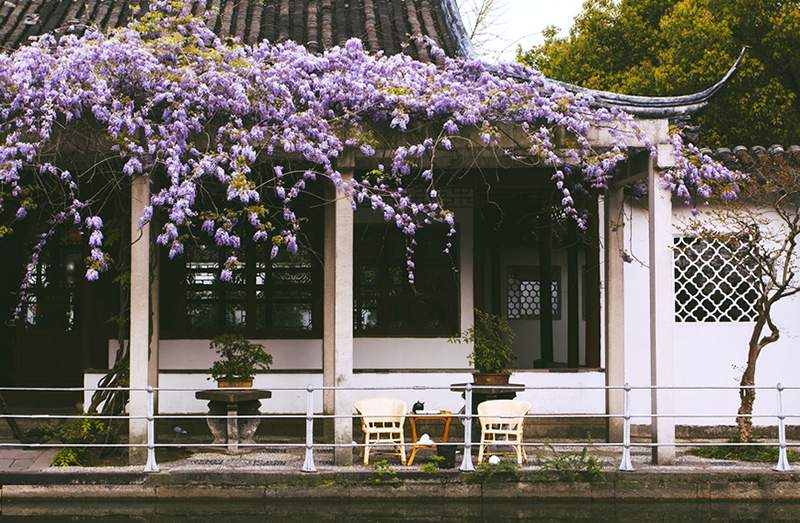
[775,382,792,472]
[459,384,475,472]
[144,386,159,473]
[619,382,634,471]
[302,385,317,473]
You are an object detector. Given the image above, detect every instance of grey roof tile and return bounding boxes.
[0,0,472,59]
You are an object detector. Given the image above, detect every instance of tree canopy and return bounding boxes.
[518,0,800,147]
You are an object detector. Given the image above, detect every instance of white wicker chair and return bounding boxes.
[477,399,531,465]
[354,398,408,465]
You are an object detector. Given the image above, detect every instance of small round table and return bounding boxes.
[407,411,452,466]
[195,389,271,453]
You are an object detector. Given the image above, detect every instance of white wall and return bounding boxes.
[111,339,324,370]
[107,202,475,373]
[87,195,800,427]
[84,370,605,414]
[623,203,800,425]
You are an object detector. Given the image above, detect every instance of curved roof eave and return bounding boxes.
[551,47,748,119]
[440,0,476,58]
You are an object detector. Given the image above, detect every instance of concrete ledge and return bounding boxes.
[2,470,800,503]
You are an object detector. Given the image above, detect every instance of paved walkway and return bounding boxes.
[0,448,56,472]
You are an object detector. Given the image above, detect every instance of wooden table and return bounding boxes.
[195,389,271,453]
[407,410,452,466]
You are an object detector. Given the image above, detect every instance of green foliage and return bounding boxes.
[208,334,272,381]
[47,418,115,467]
[420,455,446,473]
[533,445,605,483]
[57,418,112,445]
[519,0,800,147]
[451,309,515,373]
[372,459,400,483]
[690,441,800,463]
[51,449,81,467]
[465,461,520,483]
[22,426,54,444]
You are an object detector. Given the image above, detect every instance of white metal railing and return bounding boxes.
[0,383,796,474]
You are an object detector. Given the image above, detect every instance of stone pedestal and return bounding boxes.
[195,389,272,453]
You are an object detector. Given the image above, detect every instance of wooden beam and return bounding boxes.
[567,225,580,369]
[490,229,501,317]
[584,197,602,368]
[538,211,554,368]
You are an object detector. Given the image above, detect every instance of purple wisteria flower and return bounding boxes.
[0,0,739,304]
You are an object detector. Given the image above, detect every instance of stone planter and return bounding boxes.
[216,377,254,389]
[472,372,511,386]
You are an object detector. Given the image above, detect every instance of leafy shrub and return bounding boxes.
[209,334,272,381]
[534,445,604,483]
[690,441,800,463]
[420,455,445,473]
[49,418,115,467]
[466,461,520,483]
[57,419,113,445]
[450,309,515,373]
[22,426,57,444]
[51,448,81,467]
[372,459,399,483]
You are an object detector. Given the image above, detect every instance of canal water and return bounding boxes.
[2,500,800,521]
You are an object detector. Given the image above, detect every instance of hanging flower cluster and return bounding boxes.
[0,1,738,306]
[665,132,744,208]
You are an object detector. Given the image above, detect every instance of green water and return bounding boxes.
[2,500,800,521]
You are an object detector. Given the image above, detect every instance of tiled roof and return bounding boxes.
[709,145,800,175]
[0,0,473,59]
[0,1,742,119]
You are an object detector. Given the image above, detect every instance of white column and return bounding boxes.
[323,155,354,466]
[128,175,151,464]
[648,158,675,464]
[149,254,160,409]
[604,188,625,442]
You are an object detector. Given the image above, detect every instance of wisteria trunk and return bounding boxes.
[736,355,759,443]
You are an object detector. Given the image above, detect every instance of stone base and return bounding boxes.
[206,400,262,454]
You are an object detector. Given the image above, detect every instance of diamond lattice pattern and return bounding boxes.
[674,236,759,322]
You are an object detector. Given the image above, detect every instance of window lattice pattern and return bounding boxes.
[674,237,759,322]
[507,267,561,320]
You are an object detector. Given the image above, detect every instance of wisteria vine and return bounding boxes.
[0,1,740,314]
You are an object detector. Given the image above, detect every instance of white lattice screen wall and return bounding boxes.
[673,236,759,322]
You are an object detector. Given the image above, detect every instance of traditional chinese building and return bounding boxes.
[0,0,796,467]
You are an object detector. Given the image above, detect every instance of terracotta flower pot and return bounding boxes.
[216,377,254,389]
[472,372,510,386]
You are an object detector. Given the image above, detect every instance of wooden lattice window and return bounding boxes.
[506,266,561,320]
[354,223,459,337]
[162,241,322,339]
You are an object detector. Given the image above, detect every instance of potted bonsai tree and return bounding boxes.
[208,334,272,388]
[451,309,515,385]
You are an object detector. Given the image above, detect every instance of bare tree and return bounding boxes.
[683,155,800,441]
[458,0,505,52]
